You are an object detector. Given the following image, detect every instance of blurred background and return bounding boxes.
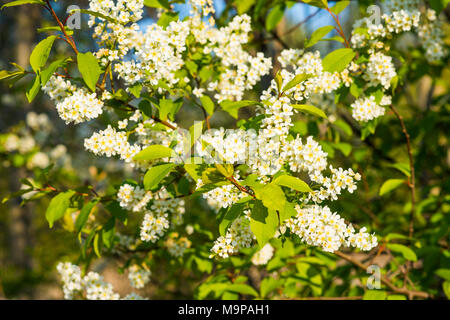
[0,0,449,299]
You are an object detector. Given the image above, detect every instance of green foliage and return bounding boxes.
[77,52,102,92]
[45,190,76,228]
[322,48,355,73]
[133,145,174,161]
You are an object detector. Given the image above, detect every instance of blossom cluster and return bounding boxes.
[57,262,146,300]
[210,215,254,258]
[43,76,104,124]
[165,232,192,258]
[127,264,151,289]
[285,205,378,252]
[351,95,390,122]
[251,243,275,266]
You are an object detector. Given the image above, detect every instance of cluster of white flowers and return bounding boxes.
[117,184,152,212]
[84,125,141,164]
[57,262,146,300]
[201,15,272,102]
[350,95,389,122]
[165,233,192,257]
[116,183,185,243]
[26,112,50,131]
[308,166,361,202]
[27,151,50,169]
[42,75,76,101]
[127,264,151,289]
[140,212,170,242]
[56,262,83,299]
[197,178,247,210]
[83,271,120,300]
[114,21,189,87]
[351,1,446,63]
[4,134,35,154]
[277,50,342,101]
[210,215,254,258]
[43,76,104,124]
[285,205,377,252]
[363,52,397,90]
[251,243,274,265]
[417,8,447,63]
[88,0,144,59]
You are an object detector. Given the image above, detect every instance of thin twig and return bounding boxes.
[334,251,429,299]
[388,104,416,291]
[45,0,78,54]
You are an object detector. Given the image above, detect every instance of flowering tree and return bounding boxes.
[0,0,449,300]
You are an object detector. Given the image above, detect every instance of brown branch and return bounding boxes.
[326,8,350,48]
[388,105,416,239]
[45,0,78,54]
[124,104,177,130]
[334,251,430,299]
[388,104,416,290]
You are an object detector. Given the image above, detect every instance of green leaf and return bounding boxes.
[272,175,312,193]
[105,201,127,223]
[226,284,258,297]
[157,12,178,28]
[250,200,278,248]
[77,52,102,92]
[189,121,204,148]
[282,74,310,92]
[379,179,405,196]
[219,200,247,236]
[0,70,24,81]
[75,199,99,233]
[37,26,74,35]
[275,70,283,93]
[236,0,256,14]
[157,98,182,121]
[254,183,286,212]
[388,163,411,178]
[280,201,297,222]
[143,0,170,10]
[200,95,215,115]
[386,243,417,262]
[302,0,328,9]
[1,0,44,10]
[260,278,282,298]
[30,35,56,73]
[93,232,101,257]
[387,294,407,300]
[220,100,259,119]
[363,290,387,300]
[435,269,450,281]
[333,142,352,156]
[322,48,355,73]
[143,163,177,190]
[40,58,66,86]
[101,217,115,249]
[266,4,285,32]
[291,104,327,119]
[330,0,349,14]
[333,119,352,136]
[75,9,118,24]
[443,281,450,299]
[45,190,76,228]
[319,35,344,43]
[133,145,174,161]
[305,25,334,48]
[26,75,41,103]
[129,83,143,98]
